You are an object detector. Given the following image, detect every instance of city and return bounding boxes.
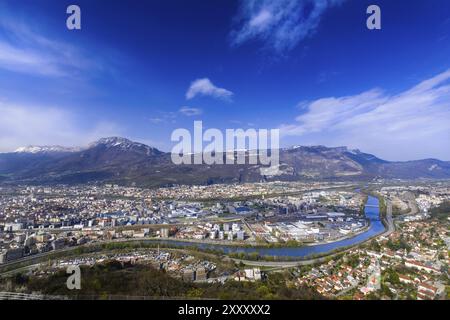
[0,180,448,300]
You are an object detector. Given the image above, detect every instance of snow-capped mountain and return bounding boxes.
[1,137,450,186]
[13,137,160,156]
[89,137,162,156]
[14,145,82,154]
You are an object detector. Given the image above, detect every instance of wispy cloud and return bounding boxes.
[229,120,256,127]
[149,107,203,124]
[0,12,109,77]
[148,117,165,124]
[280,69,450,161]
[230,0,344,54]
[148,111,178,125]
[0,101,122,152]
[186,78,234,101]
[179,106,203,116]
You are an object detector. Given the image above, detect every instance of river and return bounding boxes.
[146,195,385,258]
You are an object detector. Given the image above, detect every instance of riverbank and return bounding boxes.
[154,222,371,249]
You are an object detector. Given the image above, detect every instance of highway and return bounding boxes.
[0,292,42,300]
[384,199,395,236]
[0,292,66,300]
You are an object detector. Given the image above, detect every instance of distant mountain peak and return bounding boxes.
[89,137,162,156]
[90,137,134,147]
[2,139,449,186]
[286,145,349,153]
[14,145,81,154]
[347,148,362,155]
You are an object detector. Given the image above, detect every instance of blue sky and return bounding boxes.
[0,0,449,160]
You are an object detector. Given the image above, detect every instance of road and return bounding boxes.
[0,292,43,300]
[404,192,419,215]
[384,199,395,236]
[0,245,80,275]
[0,292,65,300]
[0,263,41,278]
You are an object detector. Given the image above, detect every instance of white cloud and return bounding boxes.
[148,111,178,124]
[0,42,64,76]
[186,78,234,101]
[179,106,203,116]
[0,14,108,77]
[230,0,344,54]
[0,102,123,152]
[249,9,273,29]
[280,69,450,161]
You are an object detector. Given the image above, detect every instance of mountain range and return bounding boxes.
[0,137,449,187]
